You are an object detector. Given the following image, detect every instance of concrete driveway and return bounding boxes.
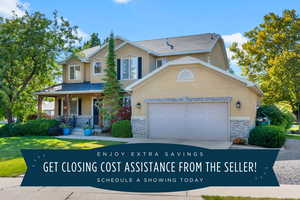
[58,135,231,149]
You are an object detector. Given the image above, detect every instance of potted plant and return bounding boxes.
[83,125,93,136]
[60,123,71,135]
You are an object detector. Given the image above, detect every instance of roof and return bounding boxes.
[35,82,105,95]
[60,33,224,64]
[131,33,220,56]
[125,56,263,96]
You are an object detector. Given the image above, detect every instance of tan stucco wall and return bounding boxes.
[63,58,85,83]
[164,53,209,63]
[209,40,228,70]
[131,64,259,126]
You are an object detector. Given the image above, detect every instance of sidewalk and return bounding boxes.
[1,177,300,200]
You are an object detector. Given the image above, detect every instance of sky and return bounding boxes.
[0,0,299,76]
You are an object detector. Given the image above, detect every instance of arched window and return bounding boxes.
[177,69,194,81]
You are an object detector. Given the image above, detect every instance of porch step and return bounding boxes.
[72,128,84,135]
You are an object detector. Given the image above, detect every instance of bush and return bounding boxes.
[282,111,296,129]
[0,119,59,137]
[248,125,286,148]
[111,120,132,138]
[257,104,296,129]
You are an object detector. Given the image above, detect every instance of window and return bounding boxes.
[121,57,138,80]
[70,97,78,115]
[93,62,102,75]
[69,64,81,80]
[156,58,168,68]
[58,98,64,116]
[177,69,194,81]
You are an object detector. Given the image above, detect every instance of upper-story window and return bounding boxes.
[121,57,138,80]
[69,64,81,80]
[93,62,102,75]
[156,57,168,68]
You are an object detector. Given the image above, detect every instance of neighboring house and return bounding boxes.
[35,33,262,141]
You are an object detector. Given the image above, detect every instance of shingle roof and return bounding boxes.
[35,82,105,95]
[81,46,102,58]
[131,33,220,56]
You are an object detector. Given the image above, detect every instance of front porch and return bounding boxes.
[35,82,105,129]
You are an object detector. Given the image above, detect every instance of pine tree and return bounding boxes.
[101,33,123,124]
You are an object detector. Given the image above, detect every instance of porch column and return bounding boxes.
[37,96,43,118]
[64,94,70,117]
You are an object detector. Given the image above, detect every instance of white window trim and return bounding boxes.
[92,61,102,75]
[69,97,79,116]
[68,64,81,81]
[120,57,138,81]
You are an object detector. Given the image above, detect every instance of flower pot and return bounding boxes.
[63,128,71,135]
[84,129,93,136]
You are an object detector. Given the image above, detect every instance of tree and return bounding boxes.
[82,33,101,49]
[230,9,300,111]
[0,11,79,123]
[101,33,123,124]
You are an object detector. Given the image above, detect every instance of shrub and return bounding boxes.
[282,111,296,129]
[232,137,247,145]
[248,125,286,148]
[257,104,296,129]
[0,119,59,137]
[111,120,132,138]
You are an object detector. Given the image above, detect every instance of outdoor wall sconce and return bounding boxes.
[236,101,241,109]
[136,102,142,109]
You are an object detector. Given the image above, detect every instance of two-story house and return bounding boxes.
[36,33,262,141]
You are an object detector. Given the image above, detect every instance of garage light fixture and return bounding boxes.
[236,101,241,109]
[136,102,142,109]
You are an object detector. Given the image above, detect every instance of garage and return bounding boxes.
[148,103,229,141]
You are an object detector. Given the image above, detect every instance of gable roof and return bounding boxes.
[60,33,226,64]
[131,33,220,56]
[125,56,263,96]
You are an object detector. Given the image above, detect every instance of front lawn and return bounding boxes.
[202,196,300,200]
[286,134,300,140]
[0,136,124,177]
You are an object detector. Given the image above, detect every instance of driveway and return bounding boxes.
[274,139,300,185]
[58,135,231,149]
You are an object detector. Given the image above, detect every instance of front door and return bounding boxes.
[93,99,101,126]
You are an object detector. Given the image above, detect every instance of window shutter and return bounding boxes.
[78,98,82,115]
[117,59,121,80]
[58,99,62,116]
[138,57,142,79]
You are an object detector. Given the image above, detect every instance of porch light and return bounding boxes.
[136,102,141,109]
[236,101,241,109]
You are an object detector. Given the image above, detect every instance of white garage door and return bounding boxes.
[148,103,229,141]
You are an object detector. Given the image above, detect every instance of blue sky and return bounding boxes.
[0,0,299,75]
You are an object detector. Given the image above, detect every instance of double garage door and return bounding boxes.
[148,103,229,141]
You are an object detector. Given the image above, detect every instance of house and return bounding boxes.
[35,33,262,141]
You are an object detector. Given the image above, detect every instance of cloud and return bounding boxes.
[222,33,248,64]
[113,0,132,4]
[0,0,29,17]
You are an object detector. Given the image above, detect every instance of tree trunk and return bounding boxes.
[6,109,14,123]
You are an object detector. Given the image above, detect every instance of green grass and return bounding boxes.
[0,136,124,177]
[202,196,300,200]
[286,134,300,140]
